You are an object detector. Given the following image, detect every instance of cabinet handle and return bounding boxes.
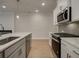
[73,50,79,55]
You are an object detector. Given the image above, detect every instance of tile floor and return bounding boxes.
[28,40,55,58]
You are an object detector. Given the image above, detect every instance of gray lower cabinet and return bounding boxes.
[8,44,25,58]
[61,42,68,58]
[5,39,25,58]
[0,52,3,58]
[61,40,79,58]
[25,34,32,57]
[0,33,32,58]
[68,50,79,58]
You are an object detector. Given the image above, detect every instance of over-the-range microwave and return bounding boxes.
[57,7,71,23]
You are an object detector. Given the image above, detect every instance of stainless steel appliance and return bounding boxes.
[50,33,79,58]
[57,7,71,23]
[51,33,61,58]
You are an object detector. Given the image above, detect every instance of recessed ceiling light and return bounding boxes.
[35,10,39,13]
[42,2,45,6]
[16,15,20,19]
[2,5,6,8]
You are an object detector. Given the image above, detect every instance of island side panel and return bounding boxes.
[25,33,32,57]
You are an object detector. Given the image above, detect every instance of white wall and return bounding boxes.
[15,13,54,39]
[0,11,56,39]
[0,12,14,32]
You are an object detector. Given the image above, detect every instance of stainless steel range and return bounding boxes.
[50,33,79,58]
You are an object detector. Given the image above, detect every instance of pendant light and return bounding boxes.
[16,0,20,19]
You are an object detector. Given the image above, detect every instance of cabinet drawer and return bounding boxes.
[5,38,25,57]
[9,44,25,58]
[70,50,79,58]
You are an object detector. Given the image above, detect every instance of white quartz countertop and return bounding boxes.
[61,37,79,50]
[0,32,32,52]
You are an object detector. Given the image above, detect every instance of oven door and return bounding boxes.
[52,37,61,58]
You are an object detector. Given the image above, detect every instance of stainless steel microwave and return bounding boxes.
[57,7,71,23]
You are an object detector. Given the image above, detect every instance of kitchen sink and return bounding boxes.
[0,37,19,45]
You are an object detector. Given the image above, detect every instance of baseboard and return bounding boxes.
[32,39,49,40]
[32,37,50,40]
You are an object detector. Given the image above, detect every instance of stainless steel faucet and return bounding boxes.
[0,24,4,36]
[0,24,4,30]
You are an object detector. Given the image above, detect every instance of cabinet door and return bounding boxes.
[71,0,79,21]
[53,7,58,25]
[9,44,25,58]
[61,39,79,58]
[57,0,70,11]
[62,0,70,10]
[61,43,68,58]
[68,49,79,58]
[5,39,25,58]
[0,52,3,58]
[25,34,32,57]
[19,44,26,58]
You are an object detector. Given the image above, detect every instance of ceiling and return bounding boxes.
[0,0,57,13]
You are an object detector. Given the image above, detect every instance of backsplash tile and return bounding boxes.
[58,22,79,35]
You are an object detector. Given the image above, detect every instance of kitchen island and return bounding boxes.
[0,32,32,58]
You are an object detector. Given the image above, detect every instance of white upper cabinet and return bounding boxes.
[53,0,70,25]
[53,6,58,25]
[57,0,70,12]
[71,0,79,22]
